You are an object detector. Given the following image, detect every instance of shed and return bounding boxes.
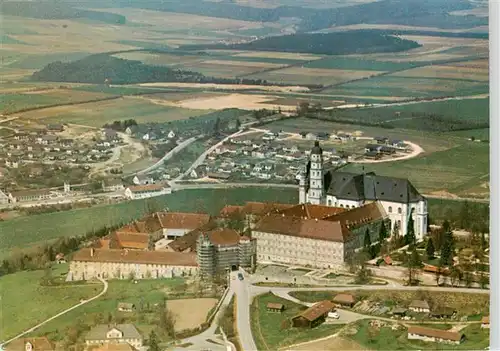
[384,256,393,265]
[481,316,489,329]
[266,303,285,313]
[430,307,456,319]
[291,300,335,328]
[333,293,356,308]
[392,307,407,316]
[117,302,135,312]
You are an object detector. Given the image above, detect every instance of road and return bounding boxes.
[136,136,199,176]
[0,278,108,348]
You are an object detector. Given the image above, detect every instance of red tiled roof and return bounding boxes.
[295,300,335,322]
[127,184,168,193]
[407,326,463,342]
[156,212,211,230]
[333,293,356,305]
[254,215,352,243]
[277,203,346,219]
[5,337,55,351]
[219,205,244,217]
[167,223,217,252]
[72,248,197,266]
[323,202,386,228]
[208,228,240,246]
[114,232,149,250]
[242,202,295,216]
[481,316,489,324]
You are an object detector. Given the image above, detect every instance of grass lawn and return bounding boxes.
[289,290,489,317]
[415,324,453,330]
[251,293,344,350]
[17,97,209,127]
[33,277,187,342]
[347,320,490,350]
[0,264,102,340]
[0,188,298,260]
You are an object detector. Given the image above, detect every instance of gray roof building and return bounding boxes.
[85,324,142,342]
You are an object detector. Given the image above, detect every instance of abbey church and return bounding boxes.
[299,141,428,240]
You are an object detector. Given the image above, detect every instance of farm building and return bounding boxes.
[267,303,285,313]
[392,307,407,317]
[291,300,336,328]
[407,326,465,345]
[430,307,456,319]
[409,300,430,313]
[124,183,171,200]
[102,178,125,192]
[94,343,136,351]
[333,293,356,308]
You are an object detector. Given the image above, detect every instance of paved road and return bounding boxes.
[0,278,108,348]
[233,270,259,351]
[136,136,198,176]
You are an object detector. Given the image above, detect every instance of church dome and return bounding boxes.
[311,140,323,155]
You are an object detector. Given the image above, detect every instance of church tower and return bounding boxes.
[308,141,324,205]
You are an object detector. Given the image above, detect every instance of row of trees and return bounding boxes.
[102,119,138,132]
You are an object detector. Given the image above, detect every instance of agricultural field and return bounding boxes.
[1,88,116,114]
[390,65,488,82]
[246,67,385,86]
[265,116,489,197]
[251,292,345,350]
[1,264,102,341]
[167,298,218,332]
[323,76,489,98]
[0,188,298,260]
[15,96,210,127]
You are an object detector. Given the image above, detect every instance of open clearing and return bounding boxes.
[248,67,384,86]
[167,298,218,332]
[14,97,209,127]
[391,64,489,81]
[161,93,297,111]
[138,82,310,92]
[287,336,367,351]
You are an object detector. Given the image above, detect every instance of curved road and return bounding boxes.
[0,278,108,348]
[230,269,489,351]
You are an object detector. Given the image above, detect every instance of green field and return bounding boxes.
[1,264,102,340]
[251,292,344,350]
[0,188,298,259]
[324,76,489,98]
[17,97,210,127]
[6,52,91,70]
[304,57,418,71]
[343,142,489,195]
[348,320,489,350]
[33,275,187,342]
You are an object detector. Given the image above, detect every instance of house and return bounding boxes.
[364,151,381,160]
[384,256,393,265]
[409,300,430,313]
[391,307,407,317]
[8,189,52,203]
[317,132,330,140]
[266,303,285,313]
[156,212,211,239]
[299,132,307,138]
[333,293,356,308]
[4,337,55,351]
[207,172,231,180]
[167,130,176,139]
[102,179,125,192]
[124,184,171,200]
[291,300,336,328]
[125,126,138,135]
[374,136,389,144]
[481,316,489,329]
[365,144,382,153]
[46,124,64,132]
[85,324,143,349]
[118,302,136,312]
[407,326,465,345]
[132,174,154,185]
[430,307,456,319]
[306,132,317,140]
[102,128,119,141]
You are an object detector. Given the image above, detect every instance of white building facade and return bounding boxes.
[299,141,428,240]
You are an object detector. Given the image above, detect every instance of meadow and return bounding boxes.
[1,89,115,114]
[0,264,102,340]
[0,188,298,260]
[251,292,345,350]
[16,97,210,127]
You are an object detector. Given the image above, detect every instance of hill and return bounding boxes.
[182,31,421,56]
[30,53,321,87]
[1,1,126,24]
